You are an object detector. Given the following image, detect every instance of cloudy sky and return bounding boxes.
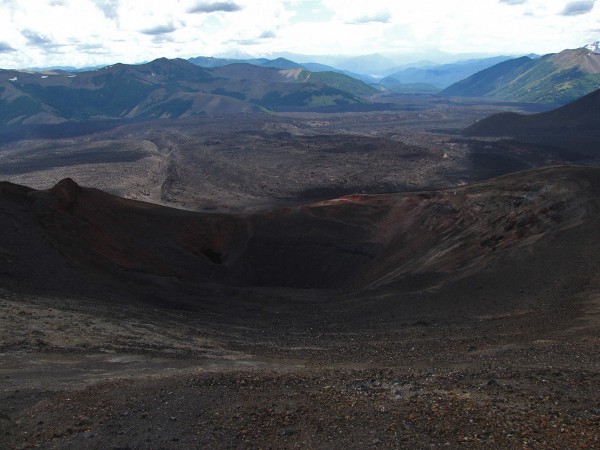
[0,0,598,69]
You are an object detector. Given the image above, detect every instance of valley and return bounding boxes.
[1,53,600,448]
[3,0,600,445]
[0,95,563,212]
[1,163,600,448]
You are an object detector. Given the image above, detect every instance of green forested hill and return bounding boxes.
[443,49,600,104]
[0,58,377,126]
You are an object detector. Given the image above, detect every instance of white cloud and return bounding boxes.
[141,22,180,36]
[0,0,599,69]
[258,30,276,39]
[346,10,391,24]
[0,42,16,53]
[93,0,119,20]
[560,0,596,15]
[21,29,55,46]
[188,1,242,13]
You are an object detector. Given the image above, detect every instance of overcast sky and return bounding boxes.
[0,0,599,69]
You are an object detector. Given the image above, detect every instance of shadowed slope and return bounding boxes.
[464,88,600,137]
[463,88,600,159]
[1,166,599,303]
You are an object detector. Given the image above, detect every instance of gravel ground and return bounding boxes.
[1,282,599,449]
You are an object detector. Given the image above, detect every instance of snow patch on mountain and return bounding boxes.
[585,41,600,54]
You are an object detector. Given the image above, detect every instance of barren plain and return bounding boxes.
[0,95,564,211]
[1,95,600,448]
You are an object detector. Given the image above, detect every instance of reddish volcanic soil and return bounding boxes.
[1,166,600,448]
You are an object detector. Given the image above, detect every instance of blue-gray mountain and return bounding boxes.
[443,48,600,104]
[378,56,513,92]
[188,56,376,83]
[0,58,377,126]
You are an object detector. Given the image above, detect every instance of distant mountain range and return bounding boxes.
[191,53,533,94]
[334,54,399,75]
[443,48,600,104]
[188,56,376,83]
[378,56,513,92]
[4,45,600,127]
[188,56,301,69]
[0,58,377,126]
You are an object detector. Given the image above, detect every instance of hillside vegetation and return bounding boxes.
[443,48,600,104]
[0,58,377,126]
